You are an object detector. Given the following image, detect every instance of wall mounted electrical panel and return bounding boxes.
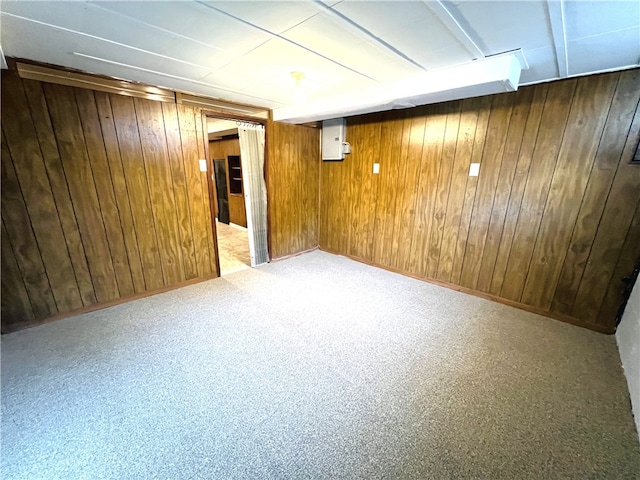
[322,118,346,161]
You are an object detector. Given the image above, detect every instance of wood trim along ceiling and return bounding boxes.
[14,59,269,119]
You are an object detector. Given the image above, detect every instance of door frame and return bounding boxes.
[201,111,269,276]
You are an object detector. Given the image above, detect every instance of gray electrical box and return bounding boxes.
[322,118,346,161]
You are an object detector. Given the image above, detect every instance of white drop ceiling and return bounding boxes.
[1,0,639,123]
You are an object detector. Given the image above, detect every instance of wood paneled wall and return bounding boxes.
[267,121,320,259]
[320,69,640,333]
[1,71,217,332]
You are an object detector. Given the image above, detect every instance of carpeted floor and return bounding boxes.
[215,219,251,275]
[2,251,639,479]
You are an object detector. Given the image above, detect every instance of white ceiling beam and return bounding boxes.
[273,52,522,123]
[422,0,484,60]
[546,0,569,78]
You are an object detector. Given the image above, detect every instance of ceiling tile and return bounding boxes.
[448,0,552,53]
[333,1,471,69]
[209,1,320,33]
[214,37,376,103]
[333,1,436,35]
[282,13,423,82]
[567,28,640,75]
[564,0,640,40]
[92,2,270,58]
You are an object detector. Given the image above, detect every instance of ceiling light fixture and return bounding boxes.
[290,71,307,104]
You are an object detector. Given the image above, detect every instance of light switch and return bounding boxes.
[199,159,207,172]
[373,163,380,174]
[469,163,480,176]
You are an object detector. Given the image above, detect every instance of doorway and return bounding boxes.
[205,115,268,276]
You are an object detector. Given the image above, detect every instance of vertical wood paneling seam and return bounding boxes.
[95,94,143,291]
[485,98,530,289]
[181,108,203,274]
[75,89,124,297]
[23,82,90,305]
[499,86,550,298]
[468,99,515,287]
[566,89,640,313]
[109,95,148,291]
[458,97,499,284]
[453,103,490,276]
[515,83,578,302]
[388,114,410,263]
[434,112,462,275]
[176,108,198,277]
[1,217,38,315]
[425,112,449,275]
[369,120,386,265]
[406,123,428,265]
[40,92,101,304]
[451,169,472,267]
[161,106,188,277]
[132,98,167,285]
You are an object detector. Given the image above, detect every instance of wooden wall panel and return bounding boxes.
[76,88,135,297]
[499,79,577,302]
[110,94,165,290]
[164,103,198,281]
[488,85,548,296]
[550,72,639,314]
[1,131,58,320]
[2,75,84,313]
[374,113,409,268]
[177,106,215,278]
[135,98,185,285]
[459,93,514,289]
[357,115,383,261]
[94,92,146,293]
[428,103,461,279]
[476,88,533,292]
[0,71,217,332]
[266,121,320,259]
[1,221,36,330]
[410,107,448,277]
[521,75,617,310]
[436,99,479,283]
[319,69,640,333]
[22,80,98,306]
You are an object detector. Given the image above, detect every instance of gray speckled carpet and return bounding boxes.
[2,251,639,479]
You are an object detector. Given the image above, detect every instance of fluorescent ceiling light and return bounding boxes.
[273,51,525,123]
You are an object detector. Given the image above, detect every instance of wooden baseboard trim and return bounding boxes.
[2,274,219,334]
[318,247,615,335]
[270,246,319,263]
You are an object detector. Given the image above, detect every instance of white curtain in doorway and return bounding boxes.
[237,122,269,266]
